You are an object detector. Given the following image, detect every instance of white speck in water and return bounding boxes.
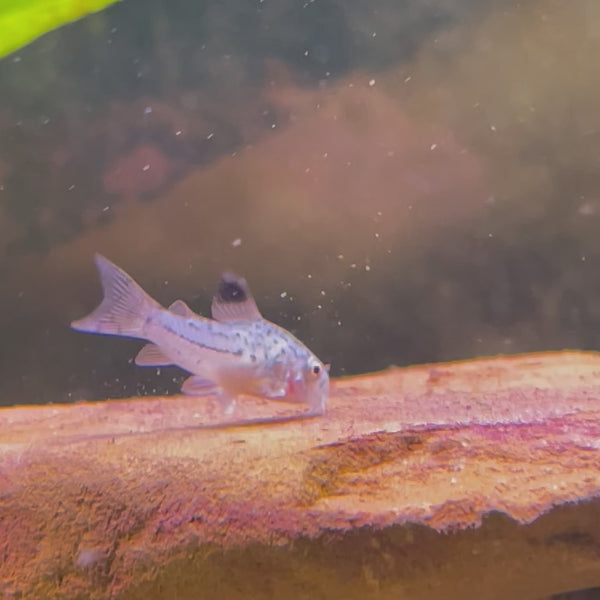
[490,125,497,132]
[488,233,493,238]
[365,265,371,271]
[304,50,309,56]
[206,132,214,140]
[144,106,152,115]
[374,233,380,238]
[337,320,342,326]
[142,164,150,171]
[307,274,312,279]
[102,206,110,212]
[67,184,75,191]
[582,255,587,261]
[350,263,357,269]
[280,291,287,298]
[368,79,376,87]
[323,152,328,158]
[372,32,377,37]
[337,254,344,260]
[317,304,322,309]
[271,123,276,129]
[231,238,242,248]
[404,75,412,83]
[305,167,311,173]
[320,290,326,296]
[12,55,22,63]
[430,143,437,151]
[175,130,182,136]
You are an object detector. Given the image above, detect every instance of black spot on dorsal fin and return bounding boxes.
[217,273,248,303]
[211,272,262,322]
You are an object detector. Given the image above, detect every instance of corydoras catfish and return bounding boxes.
[71,254,329,416]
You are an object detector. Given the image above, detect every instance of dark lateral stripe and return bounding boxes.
[163,324,243,356]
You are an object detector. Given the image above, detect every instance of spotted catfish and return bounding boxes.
[71,254,329,415]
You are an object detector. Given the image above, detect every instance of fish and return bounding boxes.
[71,254,329,416]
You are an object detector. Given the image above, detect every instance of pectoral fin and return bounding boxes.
[181,376,219,397]
[135,343,173,366]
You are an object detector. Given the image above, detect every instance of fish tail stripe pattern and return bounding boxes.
[71,254,157,338]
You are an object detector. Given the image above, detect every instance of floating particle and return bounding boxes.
[368,79,376,87]
[231,238,242,248]
[142,164,150,171]
[280,292,287,298]
[430,143,437,150]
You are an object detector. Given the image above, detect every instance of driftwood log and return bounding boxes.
[2,351,600,599]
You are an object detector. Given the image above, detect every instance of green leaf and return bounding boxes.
[0,0,121,60]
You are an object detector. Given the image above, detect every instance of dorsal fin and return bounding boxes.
[168,299,196,317]
[211,272,262,322]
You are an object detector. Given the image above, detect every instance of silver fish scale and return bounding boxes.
[156,311,244,356]
[156,311,309,368]
[246,320,311,366]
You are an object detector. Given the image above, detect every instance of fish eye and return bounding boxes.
[312,365,321,375]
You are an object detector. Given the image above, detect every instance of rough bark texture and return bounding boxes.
[2,351,600,599]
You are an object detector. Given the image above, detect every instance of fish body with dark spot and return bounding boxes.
[71,255,329,416]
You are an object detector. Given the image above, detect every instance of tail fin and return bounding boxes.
[71,254,160,339]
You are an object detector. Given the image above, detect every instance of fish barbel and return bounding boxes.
[71,254,329,415]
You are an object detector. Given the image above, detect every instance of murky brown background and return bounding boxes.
[1,0,600,405]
